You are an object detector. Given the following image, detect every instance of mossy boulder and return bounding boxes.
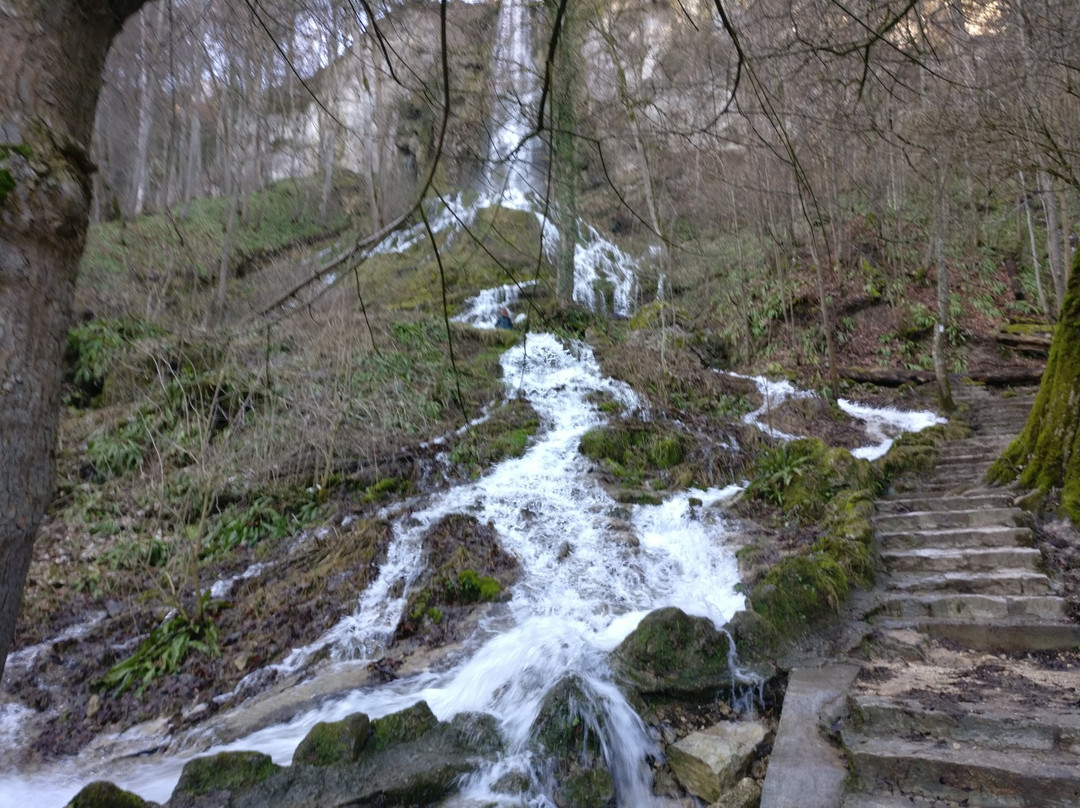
[66,781,150,808]
[555,768,615,808]
[610,607,732,698]
[370,701,439,751]
[227,704,500,808]
[531,678,613,808]
[449,711,502,754]
[395,514,520,642]
[292,713,370,766]
[725,609,782,672]
[170,751,280,806]
[448,397,540,476]
[533,677,604,762]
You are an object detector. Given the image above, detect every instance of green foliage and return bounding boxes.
[87,418,149,478]
[101,601,221,696]
[65,318,161,407]
[99,535,170,571]
[204,490,323,557]
[455,569,502,603]
[746,443,813,506]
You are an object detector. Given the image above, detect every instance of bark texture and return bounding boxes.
[989,247,1080,520]
[0,0,148,681]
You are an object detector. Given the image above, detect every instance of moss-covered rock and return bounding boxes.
[448,397,540,476]
[610,607,732,698]
[533,677,604,763]
[65,781,150,808]
[449,711,502,754]
[555,767,615,808]
[171,751,280,803]
[395,514,520,642]
[370,701,439,751]
[292,712,370,766]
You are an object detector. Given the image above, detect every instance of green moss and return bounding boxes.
[449,398,540,475]
[66,781,149,808]
[173,751,280,797]
[292,713,370,766]
[749,553,850,629]
[579,420,692,487]
[370,701,439,751]
[0,168,13,204]
[456,569,501,602]
[610,607,733,696]
[558,768,615,808]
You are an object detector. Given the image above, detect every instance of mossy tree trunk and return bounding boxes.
[989,246,1080,519]
[0,0,149,681]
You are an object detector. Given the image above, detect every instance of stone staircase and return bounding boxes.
[838,384,1080,808]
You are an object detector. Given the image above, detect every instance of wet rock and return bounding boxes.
[532,677,604,764]
[170,751,280,808]
[229,702,494,808]
[610,607,732,697]
[531,676,615,806]
[66,780,152,808]
[555,767,615,808]
[667,720,767,803]
[370,700,437,749]
[449,711,502,754]
[707,776,762,808]
[725,609,781,674]
[394,513,521,643]
[291,712,370,766]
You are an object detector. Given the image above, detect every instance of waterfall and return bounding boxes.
[488,0,542,204]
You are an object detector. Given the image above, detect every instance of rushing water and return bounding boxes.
[0,329,748,807]
[0,5,944,803]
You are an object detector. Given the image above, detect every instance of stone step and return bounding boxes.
[871,618,1080,651]
[845,735,1080,807]
[885,570,1052,597]
[849,695,1080,756]
[842,794,969,808]
[876,492,1016,514]
[874,507,1026,531]
[881,547,1042,574]
[877,525,1032,551]
[880,593,1067,621]
[911,480,995,494]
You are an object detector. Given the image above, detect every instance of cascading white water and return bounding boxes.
[0,330,747,807]
[488,0,541,201]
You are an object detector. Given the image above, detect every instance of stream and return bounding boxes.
[0,1,944,802]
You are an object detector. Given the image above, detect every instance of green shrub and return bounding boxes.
[101,603,220,696]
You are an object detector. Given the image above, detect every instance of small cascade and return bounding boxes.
[731,372,944,455]
[451,280,536,329]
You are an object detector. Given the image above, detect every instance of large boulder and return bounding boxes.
[169,751,281,808]
[291,713,370,766]
[667,720,767,803]
[171,702,502,808]
[66,781,153,808]
[531,677,615,808]
[610,608,732,698]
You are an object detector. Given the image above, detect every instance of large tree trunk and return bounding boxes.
[0,0,148,682]
[989,246,1080,520]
